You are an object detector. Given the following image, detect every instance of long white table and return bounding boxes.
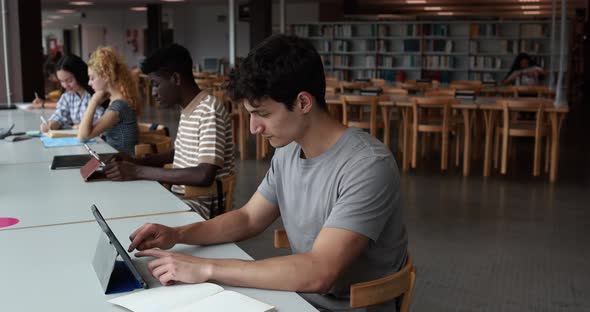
[0,162,191,230]
[0,212,317,311]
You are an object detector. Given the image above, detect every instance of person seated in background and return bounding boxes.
[77,46,140,155]
[126,35,408,312]
[30,61,62,109]
[502,53,547,86]
[104,43,235,219]
[37,54,105,132]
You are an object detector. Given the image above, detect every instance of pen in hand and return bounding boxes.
[34,92,45,108]
[40,116,49,133]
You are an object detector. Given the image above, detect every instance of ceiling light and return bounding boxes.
[518,0,539,2]
[523,11,541,15]
[437,12,454,16]
[424,6,442,11]
[521,5,540,9]
[57,9,76,14]
[48,15,64,19]
[161,0,186,2]
[406,0,426,3]
[130,6,147,11]
[69,1,93,5]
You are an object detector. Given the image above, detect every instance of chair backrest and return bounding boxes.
[138,122,170,137]
[184,172,237,216]
[382,87,408,96]
[350,255,416,311]
[135,133,172,157]
[370,78,386,87]
[340,81,368,94]
[410,97,457,130]
[425,88,455,97]
[272,229,416,312]
[450,80,482,87]
[326,77,340,88]
[341,95,380,135]
[325,86,337,95]
[498,99,548,132]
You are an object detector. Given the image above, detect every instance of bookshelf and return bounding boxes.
[289,20,568,83]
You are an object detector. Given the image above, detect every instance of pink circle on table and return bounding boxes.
[0,217,20,228]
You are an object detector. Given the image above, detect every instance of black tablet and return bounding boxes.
[51,153,115,170]
[91,204,149,289]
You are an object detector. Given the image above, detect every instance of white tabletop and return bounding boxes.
[0,212,317,312]
[0,162,190,230]
[1,108,117,165]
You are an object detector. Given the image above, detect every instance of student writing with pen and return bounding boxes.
[38,54,105,133]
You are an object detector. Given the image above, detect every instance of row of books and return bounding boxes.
[520,24,546,37]
[425,39,453,53]
[469,72,496,81]
[423,55,455,69]
[470,56,502,69]
[469,40,520,54]
[470,23,499,37]
[423,24,449,37]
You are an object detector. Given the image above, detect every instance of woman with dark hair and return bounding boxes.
[502,52,546,86]
[37,54,105,133]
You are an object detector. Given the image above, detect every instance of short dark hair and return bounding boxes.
[141,43,194,82]
[55,54,93,94]
[226,34,326,111]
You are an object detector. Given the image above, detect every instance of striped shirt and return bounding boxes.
[48,90,104,128]
[172,91,235,218]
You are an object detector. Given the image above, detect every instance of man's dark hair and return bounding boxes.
[55,54,93,94]
[141,43,195,82]
[226,34,326,111]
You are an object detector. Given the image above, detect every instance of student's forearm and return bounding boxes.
[136,166,213,186]
[206,253,334,293]
[176,209,268,246]
[77,105,97,141]
[136,149,174,167]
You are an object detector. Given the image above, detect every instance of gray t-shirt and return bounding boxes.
[103,100,138,155]
[258,127,408,311]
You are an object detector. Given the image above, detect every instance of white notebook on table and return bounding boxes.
[109,283,276,312]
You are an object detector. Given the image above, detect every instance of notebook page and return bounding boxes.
[169,290,276,312]
[109,283,224,312]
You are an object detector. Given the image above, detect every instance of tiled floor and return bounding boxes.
[140,102,590,312]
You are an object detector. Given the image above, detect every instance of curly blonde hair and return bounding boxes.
[88,46,141,115]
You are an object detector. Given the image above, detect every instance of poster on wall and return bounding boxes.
[125,28,145,66]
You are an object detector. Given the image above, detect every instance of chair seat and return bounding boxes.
[497,122,548,137]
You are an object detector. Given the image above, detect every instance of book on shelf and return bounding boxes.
[377,40,388,53]
[470,56,502,70]
[470,23,499,37]
[108,283,275,312]
[521,24,545,37]
[426,39,452,53]
[404,24,421,36]
[469,72,496,81]
[378,25,389,37]
[379,55,394,67]
[334,40,349,52]
[403,39,420,52]
[500,40,519,54]
[519,40,541,53]
[401,55,417,67]
[291,25,309,37]
[365,56,376,67]
[321,25,334,37]
[335,25,353,37]
[423,55,453,69]
[423,24,449,36]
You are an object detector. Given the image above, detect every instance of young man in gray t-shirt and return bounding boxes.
[126,34,408,311]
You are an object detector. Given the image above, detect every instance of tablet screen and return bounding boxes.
[91,204,149,289]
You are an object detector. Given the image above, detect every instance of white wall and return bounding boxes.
[41,8,147,67]
[272,1,319,26]
[170,3,250,71]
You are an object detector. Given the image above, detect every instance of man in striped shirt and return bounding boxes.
[104,44,234,219]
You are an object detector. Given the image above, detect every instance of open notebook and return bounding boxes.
[109,283,275,312]
[47,129,78,138]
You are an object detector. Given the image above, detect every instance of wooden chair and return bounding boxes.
[326,77,340,89]
[382,87,408,96]
[425,88,455,97]
[273,229,416,311]
[410,97,458,170]
[339,81,368,94]
[184,172,237,218]
[494,99,549,177]
[195,78,214,91]
[341,95,383,138]
[370,78,386,87]
[138,122,169,137]
[134,133,172,157]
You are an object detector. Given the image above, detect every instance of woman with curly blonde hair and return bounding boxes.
[78,46,140,154]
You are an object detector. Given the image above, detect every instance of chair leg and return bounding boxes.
[421,133,427,159]
[501,131,509,175]
[441,131,449,171]
[455,130,461,167]
[411,130,418,169]
[533,135,542,177]
[545,134,551,174]
[494,129,500,170]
